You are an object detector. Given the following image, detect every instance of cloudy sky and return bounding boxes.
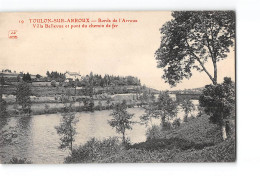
[0,12,235,90]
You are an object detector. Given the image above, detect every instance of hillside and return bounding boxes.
[64,115,235,163]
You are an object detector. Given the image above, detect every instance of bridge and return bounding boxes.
[175,93,201,102]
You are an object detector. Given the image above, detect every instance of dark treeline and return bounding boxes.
[46,71,66,82]
[3,70,142,88]
[41,71,141,87]
[82,72,141,87]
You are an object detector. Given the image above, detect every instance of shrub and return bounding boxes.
[162,121,173,130]
[64,137,122,163]
[51,80,57,87]
[171,137,235,162]
[44,104,50,113]
[0,99,8,118]
[172,118,181,128]
[146,125,163,141]
[199,77,235,140]
[7,157,32,164]
[183,116,188,122]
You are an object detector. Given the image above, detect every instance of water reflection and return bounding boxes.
[0,108,147,163]
[0,101,199,164]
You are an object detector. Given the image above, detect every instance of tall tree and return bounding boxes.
[22,73,32,83]
[83,81,94,112]
[0,74,4,101]
[155,11,235,86]
[108,101,134,144]
[199,77,235,140]
[55,104,78,152]
[180,99,195,122]
[0,74,8,118]
[140,91,178,128]
[46,71,50,77]
[16,81,31,114]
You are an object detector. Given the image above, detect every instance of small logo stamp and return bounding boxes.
[8,30,18,39]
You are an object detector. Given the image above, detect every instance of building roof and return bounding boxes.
[65,71,81,76]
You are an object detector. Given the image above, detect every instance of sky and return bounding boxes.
[0,12,235,90]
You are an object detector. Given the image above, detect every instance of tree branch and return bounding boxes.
[185,39,216,84]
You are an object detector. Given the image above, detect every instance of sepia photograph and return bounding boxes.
[0,11,235,164]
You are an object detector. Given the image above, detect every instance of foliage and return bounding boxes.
[174,115,222,145]
[16,81,31,114]
[82,72,141,87]
[170,137,235,162]
[172,118,181,128]
[63,114,234,163]
[106,98,112,109]
[180,99,195,122]
[197,105,204,117]
[83,98,94,112]
[140,91,178,128]
[0,99,8,118]
[64,137,122,163]
[46,71,65,82]
[108,101,134,144]
[146,125,164,141]
[155,11,235,86]
[44,104,50,113]
[101,138,234,163]
[36,74,42,79]
[7,157,32,164]
[199,77,235,127]
[55,104,78,152]
[0,75,8,118]
[22,73,32,83]
[51,80,57,87]
[98,100,102,110]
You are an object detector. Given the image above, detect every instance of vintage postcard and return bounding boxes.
[0,11,236,164]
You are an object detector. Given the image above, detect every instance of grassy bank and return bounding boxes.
[64,115,235,163]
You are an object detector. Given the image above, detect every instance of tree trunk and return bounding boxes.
[122,132,126,144]
[161,115,166,127]
[70,140,73,152]
[222,124,227,140]
[213,61,217,85]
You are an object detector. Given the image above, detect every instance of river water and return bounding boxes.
[0,101,198,164]
[0,108,152,163]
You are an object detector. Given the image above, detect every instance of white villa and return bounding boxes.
[64,71,81,81]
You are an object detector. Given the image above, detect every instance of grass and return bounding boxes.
[98,137,235,163]
[64,115,235,163]
[64,137,122,163]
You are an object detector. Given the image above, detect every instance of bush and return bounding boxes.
[7,157,32,164]
[146,125,163,141]
[51,80,57,87]
[44,104,50,113]
[172,118,181,128]
[175,115,222,145]
[0,99,8,118]
[64,137,122,163]
[162,121,173,130]
[183,116,188,122]
[171,137,235,162]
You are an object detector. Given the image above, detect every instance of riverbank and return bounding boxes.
[64,115,235,163]
[4,91,149,116]
[6,100,143,117]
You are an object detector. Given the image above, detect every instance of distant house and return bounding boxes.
[1,70,36,81]
[1,70,21,78]
[65,71,81,81]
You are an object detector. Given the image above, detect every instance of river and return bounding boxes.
[0,101,198,164]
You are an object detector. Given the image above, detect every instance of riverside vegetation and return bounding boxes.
[63,77,235,163]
